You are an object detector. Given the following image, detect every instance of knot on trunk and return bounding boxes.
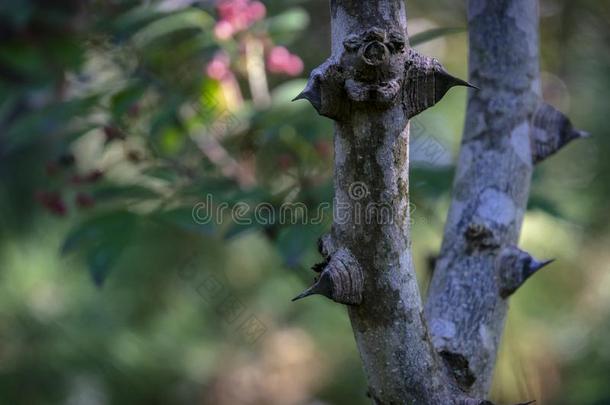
[293,27,472,120]
[341,27,406,107]
[439,350,476,390]
[464,223,500,253]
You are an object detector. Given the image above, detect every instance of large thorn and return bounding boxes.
[526,258,555,278]
[292,84,321,112]
[292,247,364,305]
[292,59,337,118]
[438,67,479,92]
[530,102,589,164]
[403,49,474,119]
[291,271,333,302]
[498,246,554,298]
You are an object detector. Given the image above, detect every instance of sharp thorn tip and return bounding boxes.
[291,287,315,302]
[292,92,305,102]
[448,75,475,89]
[532,258,555,272]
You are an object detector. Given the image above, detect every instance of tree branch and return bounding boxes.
[425,0,587,396]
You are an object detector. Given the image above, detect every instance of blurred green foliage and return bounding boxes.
[0,1,609,404]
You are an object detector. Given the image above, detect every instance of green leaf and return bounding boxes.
[61,211,138,286]
[410,27,465,47]
[527,195,563,218]
[112,5,164,37]
[141,165,180,182]
[152,207,216,236]
[110,81,147,119]
[132,9,213,48]
[275,224,324,268]
[265,7,309,42]
[4,95,99,153]
[91,184,160,203]
[410,167,455,198]
[179,177,241,199]
[223,222,259,240]
[87,246,119,287]
[0,42,48,78]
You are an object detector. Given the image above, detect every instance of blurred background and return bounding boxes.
[0,0,608,404]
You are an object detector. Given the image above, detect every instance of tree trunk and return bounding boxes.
[425,0,586,397]
[294,0,586,403]
[293,0,475,403]
[329,2,453,402]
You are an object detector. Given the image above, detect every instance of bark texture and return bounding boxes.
[425,0,586,397]
[294,0,586,402]
[294,1,472,403]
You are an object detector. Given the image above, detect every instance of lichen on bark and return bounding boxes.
[293,0,472,403]
[292,0,586,402]
[425,0,588,397]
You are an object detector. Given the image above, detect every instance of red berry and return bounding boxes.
[278,154,294,170]
[69,174,83,185]
[69,170,103,185]
[45,162,60,177]
[314,140,332,157]
[128,103,140,117]
[35,190,67,216]
[75,192,95,209]
[103,125,124,142]
[84,170,103,183]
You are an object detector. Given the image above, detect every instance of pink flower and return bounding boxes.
[246,1,266,21]
[284,54,304,75]
[267,46,304,76]
[314,139,332,157]
[214,0,266,39]
[214,20,234,40]
[206,52,232,80]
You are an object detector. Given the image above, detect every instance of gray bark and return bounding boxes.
[294,1,473,403]
[331,3,452,403]
[293,0,586,402]
[425,0,586,397]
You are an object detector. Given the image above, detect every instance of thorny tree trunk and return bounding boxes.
[293,0,472,403]
[293,0,585,403]
[326,3,456,403]
[425,0,586,397]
